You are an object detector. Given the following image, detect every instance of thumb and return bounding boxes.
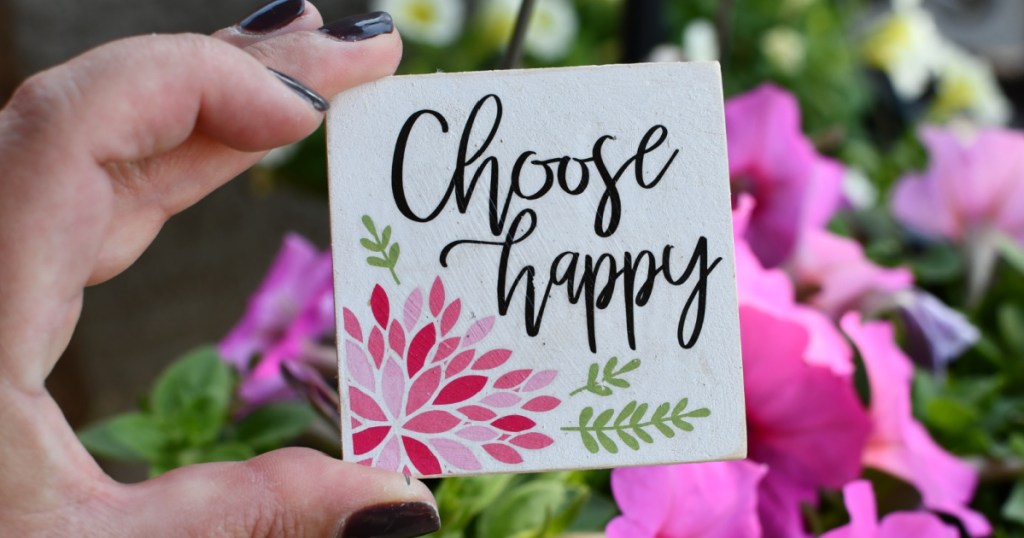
[119,448,440,537]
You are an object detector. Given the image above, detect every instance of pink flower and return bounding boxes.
[219,234,332,369]
[238,277,336,404]
[735,197,854,376]
[892,126,1024,301]
[821,481,959,538]
[891,126,1024,244]
[741,305,871,537]
[842,314,991,537]
[341,277,561,476]
[607,461,767,538]
[727,84,845,267]
[791,228,914,319]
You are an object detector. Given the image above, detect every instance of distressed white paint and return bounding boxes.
[327,63,745,478]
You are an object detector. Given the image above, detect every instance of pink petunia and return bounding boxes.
[607,461,767,538]
[821,481,959,538]
[735,196,854,376]
[219,234,333,370]
[891,126,1024,244]
[791,228,914,319]
[741,305,871,537]
[726,84,845,268]
[842,313,990,537]
[238,276,336,405]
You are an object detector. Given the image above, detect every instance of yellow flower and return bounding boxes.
[478,0,578,62]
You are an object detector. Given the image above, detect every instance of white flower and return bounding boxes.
[842,167,878,210]
[479,0,578,62]
[760,26,806,75]
[646,45,685,63]
[682,19,719,62]
[861,5,944,100]
[934,44,1012,125]
[373,0,464,46]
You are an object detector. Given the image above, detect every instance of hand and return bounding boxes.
[0,2,440,536]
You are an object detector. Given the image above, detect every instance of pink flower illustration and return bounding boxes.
[341,277,561,475]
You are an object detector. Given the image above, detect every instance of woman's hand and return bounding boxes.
[0,2,440,536]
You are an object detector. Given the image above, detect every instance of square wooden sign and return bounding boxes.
[327,63,745,477]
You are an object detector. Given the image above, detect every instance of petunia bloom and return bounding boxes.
[607,461,767,538]
[726,84,844,267]
[821,480,959,538]
[741,305,871,537]
[219,234,332,370]
[791,228,914,319]
[891,126,1024,244]
[842,314,990,537]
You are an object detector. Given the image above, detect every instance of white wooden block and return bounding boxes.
[327,63,745,478]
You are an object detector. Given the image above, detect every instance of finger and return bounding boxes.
[213,0,325,48]
[121,448,440,538]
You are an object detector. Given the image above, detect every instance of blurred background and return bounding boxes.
[3,0,1024,483]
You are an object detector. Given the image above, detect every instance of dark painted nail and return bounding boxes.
[319,11,394,42]
[268,68,329,112]
[238,0,305,33]
[338,502,440,538]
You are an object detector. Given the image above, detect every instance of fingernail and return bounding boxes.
[238,0,305,33]
[268,68,329,112]
[338,502,440,538]
[319,11,394,42]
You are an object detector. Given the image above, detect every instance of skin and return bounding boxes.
[0,3,436,536]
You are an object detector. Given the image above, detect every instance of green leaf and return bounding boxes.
[580,429,599,454]
[606,378,630,389]
[672,398,689,416]
[996,233,1024,275]
[683,408,711,418]
[579,407,594,426]
[618,429,640,450]
[615,401,637,426]
[234,402,315,452]
[194,442,256,464]
[594,409,614,429]
[654,421,675,438]
[361,215,377,236]
[78,412,167,461]
[587,363,600,384]
[1002,481,1024,525]
[476,480,572,538]
[151,346,234,445]
[366,256,389,268]
[388,243,400,263]
[630,403,649,426]
[381,226,392,246]
[672,418,694,432]
[359,238,380,251]
[436,475,515,533]
[634,426,653,444]
[591,385,613,397]
[618,358,641,374]
[652,402,670,422]
[602,356,619,379]
[596,431,618,454]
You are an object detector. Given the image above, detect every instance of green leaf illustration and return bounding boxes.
[561,398,710,454]
[359,215,401,285]
[569,356,642,397]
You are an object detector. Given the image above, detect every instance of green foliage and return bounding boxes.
[430,473,592,538]
[570,356,641,397]
[77,347,315,476]
[562,398,710,454]
[360,215,401,285]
